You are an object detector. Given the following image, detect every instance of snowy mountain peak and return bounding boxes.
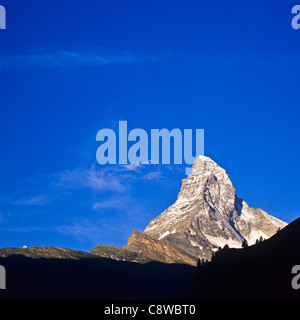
[144,156,287,260]
[191,156,231,182]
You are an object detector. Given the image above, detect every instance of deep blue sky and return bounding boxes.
[0,0,299,251]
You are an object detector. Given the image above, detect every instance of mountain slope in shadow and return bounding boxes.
[179,217,300,300]
[0,253,195,300]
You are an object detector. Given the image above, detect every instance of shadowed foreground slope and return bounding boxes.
[0,253,195,300]
[179,218,300,300]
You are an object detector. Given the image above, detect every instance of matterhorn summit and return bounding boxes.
[144,155,286,260]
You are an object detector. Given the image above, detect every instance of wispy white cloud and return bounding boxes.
[92,196,129,211]
[10,195,48,206]
[55,224,106,243]
[143,171,164,181]
[0,226,47,232]
[121,163,142,172]
[57,165,129,192]
[0,49,160,69]
[56,163,168,193]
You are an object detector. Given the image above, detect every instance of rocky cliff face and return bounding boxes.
[124,230,197,265]
[90,230,197,265]
[143,156,287,261]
